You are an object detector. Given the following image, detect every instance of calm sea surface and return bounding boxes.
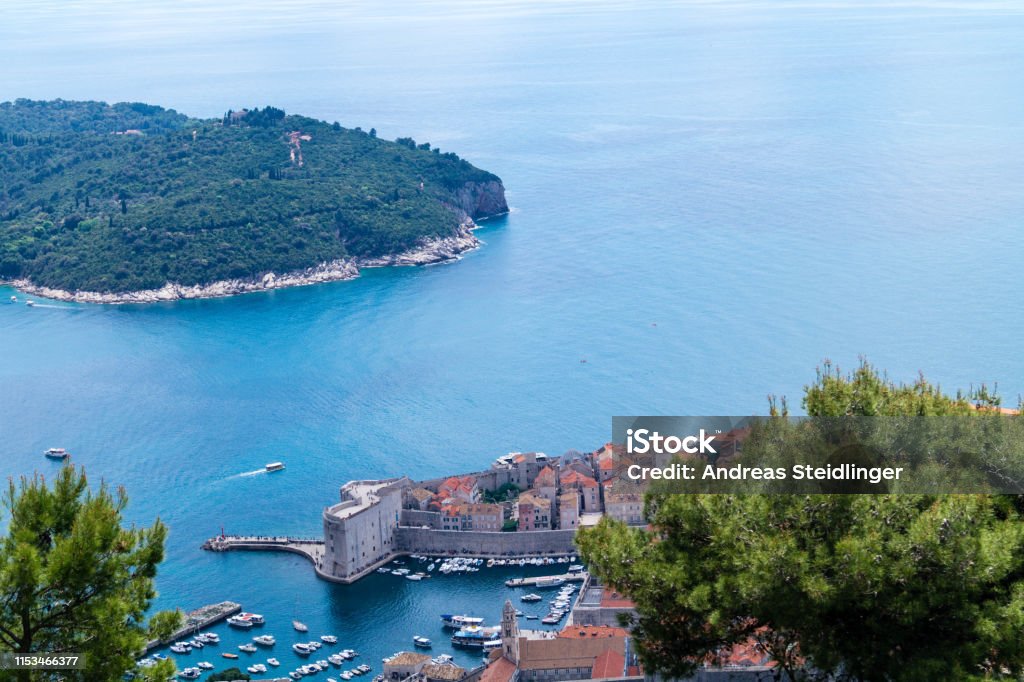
[2,0,1024,673]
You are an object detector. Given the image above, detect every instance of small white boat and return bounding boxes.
[239,612,265,624]
[9,296,15,303]
[238,643,257,653]
[268,658,281,666]
[406,574,423,581]
[293,643,313,655]
[293,620,309,632]
[266,461,285,472]
[253,634,276,646]
[321,635,338,644]
[520,593,542,602]
[427,563,435,572]
[197,662,214,670]
[44,448,70,460]
[413,636,432,648]
[25,300,34,307]
[227,616,254,628]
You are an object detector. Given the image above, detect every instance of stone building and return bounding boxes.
[481,600,641,682]
[517,491,552,531]
[559,491,580,530]
[322,478,407,581]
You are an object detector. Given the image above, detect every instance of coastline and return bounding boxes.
[3,218,488,305]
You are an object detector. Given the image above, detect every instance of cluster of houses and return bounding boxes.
[403,446,647,534]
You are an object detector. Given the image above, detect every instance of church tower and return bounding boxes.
[501,599,520,663]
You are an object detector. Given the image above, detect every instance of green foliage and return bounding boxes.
[0,100,504,293]
[207,668,250,681]
[579,362,1024,681]
[482,483,521,503]
[0,466,180,682]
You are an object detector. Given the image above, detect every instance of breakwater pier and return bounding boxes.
[143,601,241,653]
[503,573,588,588]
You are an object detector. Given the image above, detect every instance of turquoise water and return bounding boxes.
[2,0,1024,675]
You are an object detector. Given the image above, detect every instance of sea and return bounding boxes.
[1,0,1023,674]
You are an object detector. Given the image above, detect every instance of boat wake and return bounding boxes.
[27,303,78,310]
[230,469,269,479]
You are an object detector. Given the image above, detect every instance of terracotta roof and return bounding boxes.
[421,663,467,681]
[557,626,629,640]
[518,634,626,671]
[411,488,435,502]
[479,656,517,682]
[385,651,432,667]
[591,649,625,679]
[560,469,598,489]
[534,465,557,487]
[518,491,551,510]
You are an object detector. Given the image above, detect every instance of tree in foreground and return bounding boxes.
[578,360,1024,681]
[0,465,181,682]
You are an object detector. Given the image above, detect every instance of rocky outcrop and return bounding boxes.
[448,180,508,220]
[5,219,487,304]
[358,219,480,268]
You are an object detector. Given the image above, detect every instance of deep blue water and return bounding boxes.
[2,0,1024,675]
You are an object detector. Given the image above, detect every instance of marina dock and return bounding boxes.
[143,601,241,653]
[504,572,588,587]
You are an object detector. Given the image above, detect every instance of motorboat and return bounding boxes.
[293,620,309,632]
[197,662,214,670]
[238,612,265,624]
[179,668,201,679]
[406,574,423,581]
[357,664,371,673]
[321,635,338,644]
[329,654,345,665]
[247,663,268,674]
[441,614,484,629]
[413,636,432,648]
[189,639,204,648]
[293,643,313,655]
[266,462,285,472]
[202,632,220,643]
[533,577,565,588]
[228,616,254,628]
[169,643,191,654]
[268,658,281,666]
[44,448,70,460]
[222,653,239,659]
[520,594,542,602]
[253,634,276,646]
[238,643,257,653]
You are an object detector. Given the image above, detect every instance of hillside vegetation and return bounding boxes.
[0,99,505,292]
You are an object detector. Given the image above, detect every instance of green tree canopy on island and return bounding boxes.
[578,360,1024,681]
[0,99,507,292]
[0,466,181,682]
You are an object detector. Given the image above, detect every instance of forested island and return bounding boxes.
[0,99,507,302]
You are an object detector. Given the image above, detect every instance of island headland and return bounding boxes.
[0,99,508,303]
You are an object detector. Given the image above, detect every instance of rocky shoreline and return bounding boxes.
[5,220,486,305]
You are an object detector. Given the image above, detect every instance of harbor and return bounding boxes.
[144,601,241,653]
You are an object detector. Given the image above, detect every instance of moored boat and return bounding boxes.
[441,614,484,629]
[44,448,70,460]
[413,636,432,648]
[293,620,309,632]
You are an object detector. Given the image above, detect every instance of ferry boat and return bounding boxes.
[483,639,502,652]
[266,462,285,472]
[44,448,70,460]
[441,614,484,629]
[520,593,542,602]
[533,577,565,589]
[450,625,500,648]
[412,636,432,648]
[293,620,309,632]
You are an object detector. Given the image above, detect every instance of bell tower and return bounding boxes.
[501,599,520,663]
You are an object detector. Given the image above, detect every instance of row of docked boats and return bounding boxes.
[541,584,577,624]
